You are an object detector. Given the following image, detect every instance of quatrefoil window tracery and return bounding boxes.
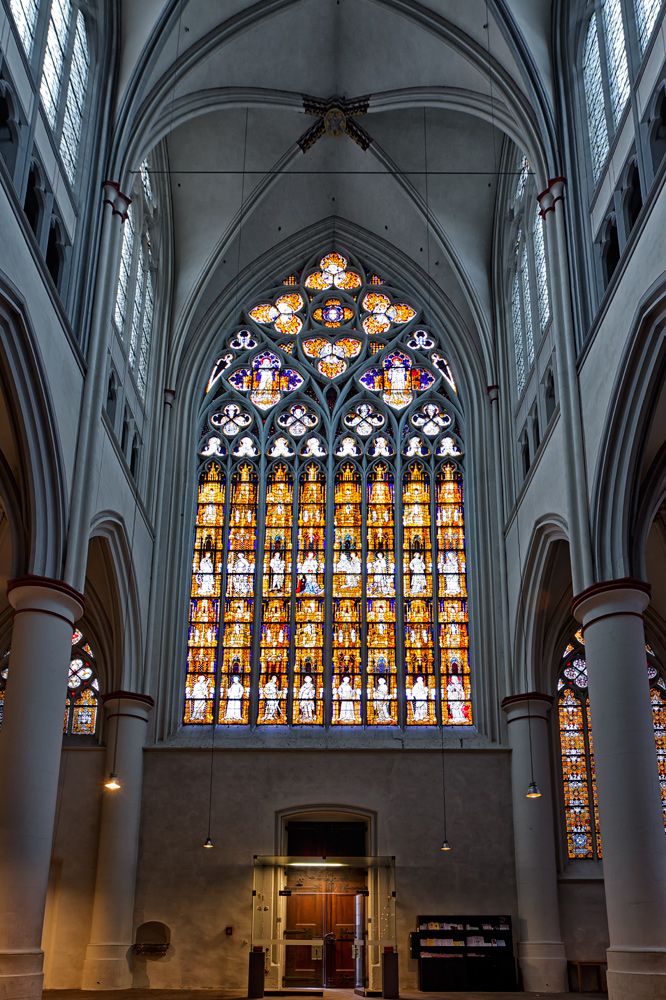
[277,403,319,437]
[411,403,452,437]
[361,292,416,336]
[343,402,385,436]
[302,337,362,379]
[211,403,253,437]
[312,298,355,327]
[304,252,362,292]
[249,293,305,336]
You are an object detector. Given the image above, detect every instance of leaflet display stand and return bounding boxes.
[410,914,516,992]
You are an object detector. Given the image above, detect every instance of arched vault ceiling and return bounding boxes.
[115,0,555,376]
[116,0,538,119]
[166,103,500,365]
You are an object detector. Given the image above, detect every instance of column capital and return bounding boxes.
[572,577,651,626]
[102,181,132,222]
[502,692,554,724]
[7,574,85,623]
[537,177,566,218]
[102,690,154,722]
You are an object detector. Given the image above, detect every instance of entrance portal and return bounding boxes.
[252,856,395,994]
[283,865,366,988]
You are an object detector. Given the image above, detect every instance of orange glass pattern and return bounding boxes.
[586,701,602,857]
[403,463,436,724]
[249,292,304,336]
[366,463,397,725]
[312,298,355,327]
[652,687,666,824]
[293,464,326,724]
[437,464,472,725]
[361,292,416,336]
[258,464,293,724]
[183,464,225,724]
[304,253,362,292]
[218,463,257,724]
[559,688,594,858]
[72,688,97,734]
[332,463,363,724]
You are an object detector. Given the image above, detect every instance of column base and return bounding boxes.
[517,940,568,993]
[607,947,666,1000]
[81,944,133,990]
[0,950,44,1000]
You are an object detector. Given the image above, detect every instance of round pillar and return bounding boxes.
[81,691,153,990]
[0,576,84,1000]
[502,692,567,992]
[573,579,666,999]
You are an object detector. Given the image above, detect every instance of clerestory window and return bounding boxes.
[510,155,551,397]
[112,160,156,402]
[7,0,90,185]
[183,251,472,729]
[557,629,666,859]
[583,1,630,183]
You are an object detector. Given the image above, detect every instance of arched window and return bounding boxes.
[0,627,100,735]
[510,155,551,396]
[39,0,89,185]
[183,251,471,729]
[557,629,666,859]
[9,0,40,59]
[113,160,157,402]
[635,0,664,53]
[582,2,636,183]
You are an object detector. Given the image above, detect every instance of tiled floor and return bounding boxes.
[44,988,605,999]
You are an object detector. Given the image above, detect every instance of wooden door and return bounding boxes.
[324,892,358,987]
[283,893,324,988]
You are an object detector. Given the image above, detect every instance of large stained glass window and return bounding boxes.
[1,628,100,735]
[9,0,40,58]
[557,632,666,858]
[183,250,472,729]
[635,0,663,53]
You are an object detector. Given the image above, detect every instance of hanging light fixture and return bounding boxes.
[104,771,120,790]
[526,696,541,798]
[440,724,451,851]
[104,696,122,790]
[203,700,216,848]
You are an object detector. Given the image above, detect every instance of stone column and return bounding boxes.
[64,181,132,593]
[81,691,154,989]
[573,579,666,999]
[502,692,567,993]
[0,576,84,1000]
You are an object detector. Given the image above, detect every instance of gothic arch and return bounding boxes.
[510,515,571,694]
[590,272,666,581]
[89,514,145,695]
[0,275,69,579]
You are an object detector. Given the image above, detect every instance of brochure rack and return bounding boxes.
[410,913,516,991]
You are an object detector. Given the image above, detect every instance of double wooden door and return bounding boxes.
[283,890,363,988]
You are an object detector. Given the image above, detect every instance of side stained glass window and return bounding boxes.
[1,629,100,735]
[184,250,472,729]
[533,206,550,333]
[9,0,40,58]
[557,634,666,858]
[602,0,630,129]
[40,0,69,130]
[183,463,224,724]
[59,9,88,183]
[114,205,135,333]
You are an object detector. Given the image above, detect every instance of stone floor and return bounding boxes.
[44,988,607,999]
